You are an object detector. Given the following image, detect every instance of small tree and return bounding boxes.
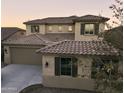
[109,0,123,26]
[92,58,122,93]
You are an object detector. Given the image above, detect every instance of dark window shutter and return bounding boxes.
[72,57,78,77]
[55,57,60,76]
[31,26,33,33]
[80,23,85,35]
[95,23,99,35]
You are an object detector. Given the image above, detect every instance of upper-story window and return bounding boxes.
[68,26,72,31]
[48,26,52,31]
[58,26,62,31]
[31,25,39,33]
[84,24,95,35]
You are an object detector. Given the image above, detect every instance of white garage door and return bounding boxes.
[10,47,42,65]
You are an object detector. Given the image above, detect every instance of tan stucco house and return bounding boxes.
[3,14,109,65]
[2,14,120,91]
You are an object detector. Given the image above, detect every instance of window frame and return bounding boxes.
[31,25,39,33]
[48,26,52,31]
[84,24,95,35]
[59,57,72,76]
[68,26,73,31]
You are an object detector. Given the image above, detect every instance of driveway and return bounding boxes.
[1,64,42,93]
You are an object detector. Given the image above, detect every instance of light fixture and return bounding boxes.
[45,62,49,67]
[4,48,8,54]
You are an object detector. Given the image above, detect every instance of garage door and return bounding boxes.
[10,47,42,65]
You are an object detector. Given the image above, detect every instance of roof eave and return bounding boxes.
[2,43,47,46]
[23,22,74,25]
[36,52,119,56]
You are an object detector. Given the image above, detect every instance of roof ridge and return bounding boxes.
[34,34,47,44]
[36,40,65,53]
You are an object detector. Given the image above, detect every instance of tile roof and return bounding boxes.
[36,33,75,42]
[2,34,52,46]
[1,27,25,41]
[74,15,110,22]
[3,33,74,46]
[36,40,119,56]
[24,15,109,25]
[23,16,78,25]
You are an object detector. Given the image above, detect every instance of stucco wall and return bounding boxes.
[26,25,31,35]
[46,25,75,33]
[40,25,46,34]
[99,23,105,32]
[77,56,92,78]
[42,55,55,76]
[42,54,95,90]
[75,22,105,41]
[43,76,95,91]
[4,46,11,64]
[26,24,74,35]
[42,55,92,77]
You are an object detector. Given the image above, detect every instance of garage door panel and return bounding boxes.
[10,47,42,65]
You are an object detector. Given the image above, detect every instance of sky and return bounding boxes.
[2,0,115,29]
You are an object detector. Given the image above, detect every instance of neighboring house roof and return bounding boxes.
[104,26,123,50]
[36,40,119,56]
[1,27,25,41]
[3,33,74,46]
[23,15,109,25]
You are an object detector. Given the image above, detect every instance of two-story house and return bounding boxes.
[3,15,119,91]
[24,15,108,41]
[3,15,109,65]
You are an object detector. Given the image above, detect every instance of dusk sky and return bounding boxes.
[2,0,115,29]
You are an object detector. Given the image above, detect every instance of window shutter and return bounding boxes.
[95,23,99,35]
[72,57,78,77]
[31,26,33,33]
[80,23,85,35]
[55,57,60,76]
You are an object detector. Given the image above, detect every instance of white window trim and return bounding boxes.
[84,24,95,35]
[68,26,73,32]
[31,25,39,33]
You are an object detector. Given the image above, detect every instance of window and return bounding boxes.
[61,58,72,75]
[31,25,39,33]
[68,26,72,31]
[84,24,94,35]
[58,26,62,31]
[48,26,52,31]
[55,57,77,77]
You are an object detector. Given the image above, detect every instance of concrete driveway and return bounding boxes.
[1,64,42,93]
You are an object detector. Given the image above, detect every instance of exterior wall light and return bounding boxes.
[4,48,8,54]
[45,62,49,68]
